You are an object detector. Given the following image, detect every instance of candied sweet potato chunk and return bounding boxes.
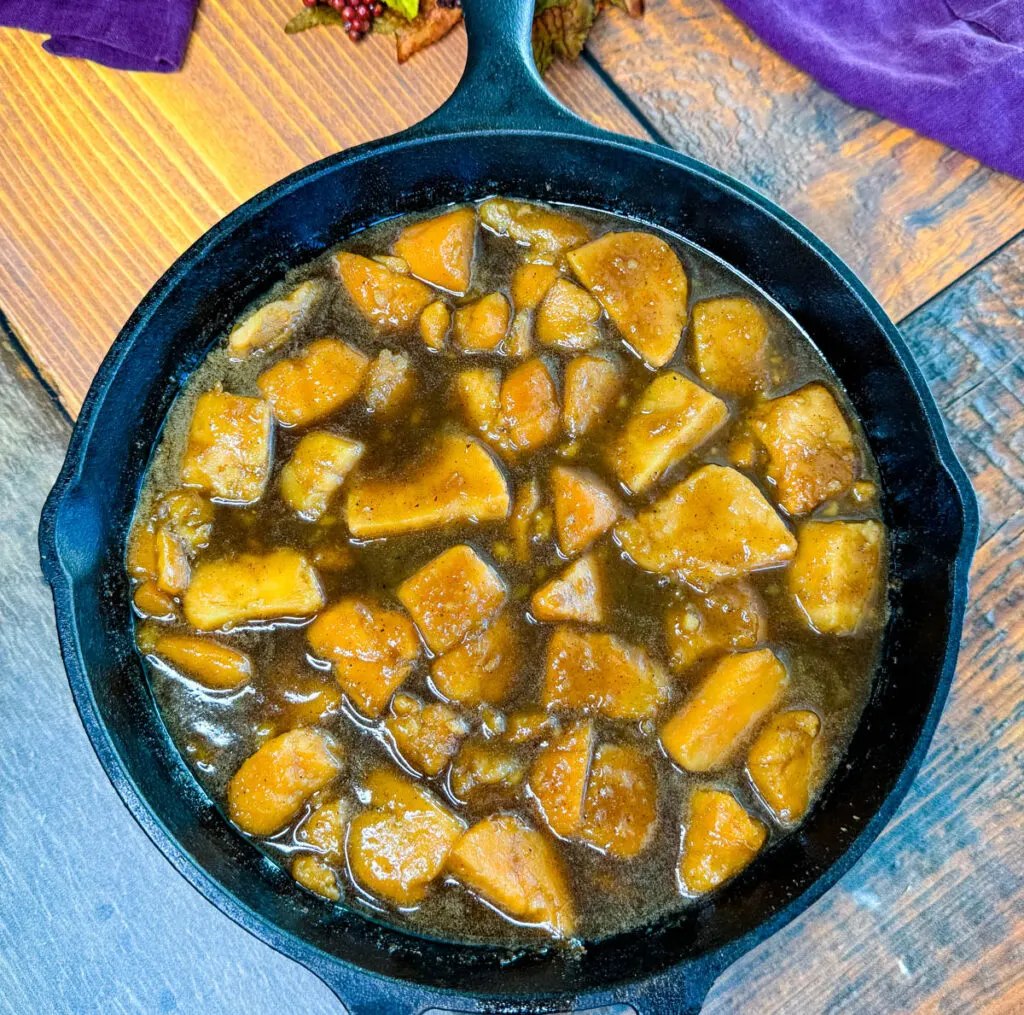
[479,198,589,265]
[454,367,503,444]
[748,709,821,823]
[181,391,272,504]
[454,292,509,352]
[153,633,252,689]
[679,789,766,895]
[430,612,519,706]
[279,431,364,521]
[528,720,594,838]
[691,297,769,398]
[364,350,417,418]
[750,384,857,514]
[550,466,620,557]
[132,580,178,621]
[505,709,560,745]
[346,433,510,538]
[789,520,883,634]
[531,553,606,625]
[257,338,369,429]
[292,798,348,900]
[184,549,324,630]
[307,598,420,717]
[228,280,323,359]
[334,252,434,330]
[271,676,343,731]
[227,729,341,836]
[664,582,766,673]
[512,263,560,310]
[563,354,623,438]
[510,478,542,563]
[660,648,788,772]
[568,232,688,368]
[397,544,506,655]
[542,629,670,721]
[348,769,466,906]
[419,300,450,350]
[158,489,214,553]
[155,525,190,595]
[392,206,476,294]
[501,358,560,453]
[580,743,657,858]
[450,741,526,803]
[385,694,469,776]
[614,465,797,590]
[447,814,575,937]
[535,279,602,351]
[610,372,727,494]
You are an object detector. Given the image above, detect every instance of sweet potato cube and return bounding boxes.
[542,628,670,720]
[279,431,364,521]
[535,279,602,351]
[307,597,420,717]
[512,263,561,311]
[292,855,340,901]
[501,358,560,453]
[531,553,606,625]
[155,525,190,595]
[454,292,509,352]
[568,232,688,368]
[364,350,417,418]
[347,769,466,906]
[392,206,476,294]
[563,355,623,438]
[551,466,620,557]
[293,799,348,900]
[507,309,533,358]
[153,633,252,689]
[271,676,344,731]
[181,391,272,504]
[750,384,857,514]
[430,612,519,706]
[660,649,788,772]
[691,297,769,398]
[580,743,658,858]
[447,815,576,937]
[479,198,590,265]
[679,789,766,895]
[450,741,526,803]
[614,465,797,590]
[334,252,434,330]
[184,549,324,630]
[664,582,766,673]
[397,544,506,654]
[419,300,450,350]
[127,520,158,580]
[385,694,469,776]
[132,580,178,621]
[454,367,504,445]
[510,478,542,563]
[504,709,560,745]
[257,338,369,428]
[789,520,884,634]
[528,720,594,838]
[227,729,342,836]
[228,280,324,359]
[748,710,821,824]
[610,372,728,494]
[158,489,214,554]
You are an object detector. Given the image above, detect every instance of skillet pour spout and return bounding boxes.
[38,0,978,1011]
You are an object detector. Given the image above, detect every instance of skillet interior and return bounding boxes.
[40,129,976,1012]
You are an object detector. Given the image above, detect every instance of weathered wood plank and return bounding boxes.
[0,10,644,416]
[585,1,1024,322]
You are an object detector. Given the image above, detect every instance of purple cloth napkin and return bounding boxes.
[0,0,198,71]
[721,0,1024,179]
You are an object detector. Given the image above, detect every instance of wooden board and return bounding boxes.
[585,0,1024,321]
[0,3,644,416]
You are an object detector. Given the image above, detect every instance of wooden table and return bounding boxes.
[1,2,1021,1012]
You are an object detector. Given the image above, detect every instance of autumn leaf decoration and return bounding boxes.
[286,0,643,70]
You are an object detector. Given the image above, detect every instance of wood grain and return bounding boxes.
[0,3,644,416]
[584,0,1024,322]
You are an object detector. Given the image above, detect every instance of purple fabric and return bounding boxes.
[0,0,198,71]
[721,0,1024,179]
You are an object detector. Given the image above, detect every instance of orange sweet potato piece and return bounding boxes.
[510,478,542,563]
[227,729,342,836]
[542,628,671,721]
[449,740,526,803]
[678,789,766,895]
[568,232,688,368]
[334,252,434,330]
[691,296,769,398]
[430,612,519,706]
[132,580,178,621]
[535,279,602,351]
[511,263,561,311]
[279,431,364,521]
[180,391,272,504]
[563,354,623,438]
[385,693,469,776]
[257,338,369,428]
[397,544,506,655]
[579,743,658,859]
[500,358,560,453]
[153,633,252,689]
[747,709,821,824]
[364,350,417,418]
[155,525,190,595]
[528,720,594,838]
[550,466,620,557]
[228,280,324,359]
[270,676,343,731]
[660,648,788,772]
[292,798,348,900]
[664,582,766,674]
[454,292,509,352]
[157,489,214,554]
[479,198,590,265]
[419,300,450,350]
[307,597,420,718]
[531,553,606,625]
[392,206,476,294]
[447,815,576,937]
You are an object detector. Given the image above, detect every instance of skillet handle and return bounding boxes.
[408,0,603,138]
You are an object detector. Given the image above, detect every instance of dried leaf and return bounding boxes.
[393,0,463,63]
[532,0,595,75]
[285,4,343,33]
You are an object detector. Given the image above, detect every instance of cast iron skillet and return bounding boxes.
[39,2,978,1011]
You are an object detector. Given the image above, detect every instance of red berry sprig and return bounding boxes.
[331,0,385,40]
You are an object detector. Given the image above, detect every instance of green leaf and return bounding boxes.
[388,0,420,19]
[285,5,343,33]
